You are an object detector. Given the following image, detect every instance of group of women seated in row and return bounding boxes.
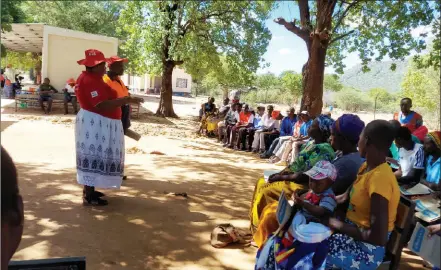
[248,113,440,269]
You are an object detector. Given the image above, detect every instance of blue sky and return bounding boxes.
[258,2,433,75]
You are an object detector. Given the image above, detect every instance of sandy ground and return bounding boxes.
[1,98,428,269]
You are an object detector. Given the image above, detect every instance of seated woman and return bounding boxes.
[249,114,335,240]
[206,98,230,136]
[273,111,312,166]
[330,114,365,196]
[325,120,400,270]
[198,97,216,135]
[421,131,440,190]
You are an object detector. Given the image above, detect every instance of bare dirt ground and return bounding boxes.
[1,98,427,269]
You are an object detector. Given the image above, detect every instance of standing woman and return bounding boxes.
[75,49,143,206]
[103,56,140,180]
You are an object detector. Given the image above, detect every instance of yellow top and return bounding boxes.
[346,162,400,231]
[103,74,128,98]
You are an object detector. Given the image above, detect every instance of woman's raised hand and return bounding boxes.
[129,96,144,104]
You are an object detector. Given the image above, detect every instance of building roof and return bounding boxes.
[1,23,44,53]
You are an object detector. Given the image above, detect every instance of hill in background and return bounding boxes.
[339,60,409,92]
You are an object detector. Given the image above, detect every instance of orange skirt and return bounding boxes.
[249,178,307,247]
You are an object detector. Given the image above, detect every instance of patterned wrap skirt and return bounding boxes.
[75,109,124,189]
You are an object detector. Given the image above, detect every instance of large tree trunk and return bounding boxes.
[222,86,228,100]
[300,40,327,117]
[156,61,177,117]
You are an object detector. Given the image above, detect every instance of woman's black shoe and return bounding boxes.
[123,176,127,180]
[94,191,105,197]
[83,196,108,206]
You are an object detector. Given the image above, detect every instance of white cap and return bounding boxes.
[300,110,309,116]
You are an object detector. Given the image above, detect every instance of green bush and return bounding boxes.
[335,88,373,112]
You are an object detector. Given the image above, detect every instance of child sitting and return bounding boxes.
[293,160,337,223]
[255,161,338,270]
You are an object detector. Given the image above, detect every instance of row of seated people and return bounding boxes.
[249,113,440,269]
[198,97,314,160]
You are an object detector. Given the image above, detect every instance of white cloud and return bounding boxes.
[278,48,293,55]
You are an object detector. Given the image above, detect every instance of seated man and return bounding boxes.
[251,105,276,153]
[220,103,238,144]
[238,106,265,151]
[38,77,58,114]
[63,78,78,115]
[229,104,254,149]
[387,126,425,185]
[261,111,283,153]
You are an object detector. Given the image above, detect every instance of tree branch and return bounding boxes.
[330,29,355,44]
[173,60,184,65]
[274,17,310,41]
[297,0,312,31]
[333,0,360,32]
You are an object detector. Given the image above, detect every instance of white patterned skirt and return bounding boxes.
[75,109,124,189]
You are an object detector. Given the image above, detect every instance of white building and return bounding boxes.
[1,23,118,90]
[121,67,192,96]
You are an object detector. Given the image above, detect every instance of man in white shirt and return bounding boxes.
[63,78,78,114]
[389,126,425,185]
[252,105,277,153]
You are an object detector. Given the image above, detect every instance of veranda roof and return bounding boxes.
[1,23,44,53]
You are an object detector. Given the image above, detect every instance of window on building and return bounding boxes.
[176,78,188,88]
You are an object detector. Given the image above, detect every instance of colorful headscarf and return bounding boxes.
[427,131,441,150]
[315,114,334,139]
[332,114,365,143]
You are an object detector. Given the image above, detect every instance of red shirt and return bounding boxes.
[76,71,121,120]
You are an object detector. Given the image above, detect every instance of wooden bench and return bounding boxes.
[383,195,416,270]
[15,92,69,112]
[15,92,140,118]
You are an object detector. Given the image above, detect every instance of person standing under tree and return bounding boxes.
[103,56,141,180]
[393,97,423,133]
[75,49,143,206]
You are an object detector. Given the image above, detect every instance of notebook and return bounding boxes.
[400,183,432,196]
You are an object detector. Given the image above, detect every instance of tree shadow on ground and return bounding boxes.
[13,156,259,269]
[1,120,18,132]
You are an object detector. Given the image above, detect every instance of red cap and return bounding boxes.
[272,110,280,119]
[66,78,76,84]
[107,56,128,66]
[77,49,109,67]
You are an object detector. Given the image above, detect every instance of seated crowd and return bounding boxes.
[200,97,440,269]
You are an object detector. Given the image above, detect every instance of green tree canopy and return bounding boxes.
[119,1,274,117]
[367,88,393,104]
[413,1,440,70]
[323,74,343,92]
[21,1,125,37]
[401,61,440,112]
[1,0,25,57]
[280,71,302,99]
[275,0,437,116]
